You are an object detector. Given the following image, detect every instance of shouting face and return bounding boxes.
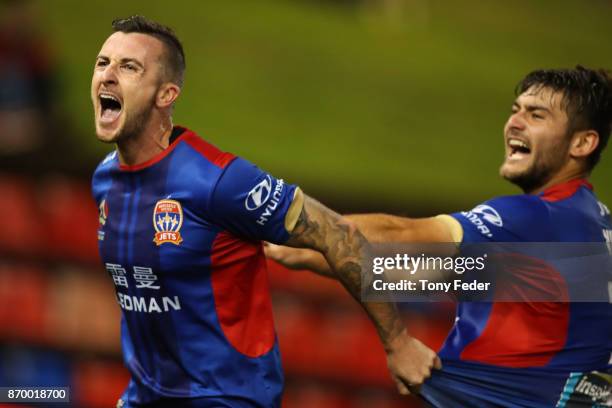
[91,31,166,143]
[500,86,573,193]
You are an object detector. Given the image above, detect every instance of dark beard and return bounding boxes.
[504,163,555,193]
[115,102,154,143]
[503,146,568,193]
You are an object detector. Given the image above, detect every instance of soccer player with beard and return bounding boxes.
[90,15,441,408]
[267,67,612,407]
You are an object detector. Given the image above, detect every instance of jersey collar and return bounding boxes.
[118,126,189,172]
[540,178,593,202]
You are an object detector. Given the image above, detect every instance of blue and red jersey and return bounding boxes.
[92,127,301,407]
[422,179,612,407]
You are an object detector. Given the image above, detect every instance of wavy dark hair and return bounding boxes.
[112,15,186,87]
[516,66,611,171]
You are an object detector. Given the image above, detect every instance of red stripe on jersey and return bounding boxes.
[210,231,275,358]
[182,131,236,169]
[460,254,570,367]
[541,178,592,202]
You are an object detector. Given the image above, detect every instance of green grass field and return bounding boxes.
[40,0,612,212]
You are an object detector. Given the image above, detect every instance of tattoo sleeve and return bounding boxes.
[285,195,404,348]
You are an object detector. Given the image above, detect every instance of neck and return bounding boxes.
[527,165,588,195]
[117,117,173,166]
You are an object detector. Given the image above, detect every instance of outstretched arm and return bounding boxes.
[285,193,441,394]
[268,213,461,276]
[346,213,461,243]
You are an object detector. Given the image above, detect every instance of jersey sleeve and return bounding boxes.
[208,157,303,244]
[91,151,117,203]
[450,195,551,244]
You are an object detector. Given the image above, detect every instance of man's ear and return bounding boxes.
[156,83,181,109]
[569,129,599,159]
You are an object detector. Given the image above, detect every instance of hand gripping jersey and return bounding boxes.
[92,127,303,407]
[421,179,612,407]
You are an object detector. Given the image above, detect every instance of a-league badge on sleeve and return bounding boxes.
[99,199,108,226]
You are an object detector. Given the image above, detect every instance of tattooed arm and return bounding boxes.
[285,193,441,394]
[268,213,461,277]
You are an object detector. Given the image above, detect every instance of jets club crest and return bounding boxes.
[153,199,184,246]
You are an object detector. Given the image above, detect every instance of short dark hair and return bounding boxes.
[516,66,611,171]
[112,15,186,87]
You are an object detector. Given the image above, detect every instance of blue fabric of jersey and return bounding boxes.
[421,182,612,407]
[92,129,298,407]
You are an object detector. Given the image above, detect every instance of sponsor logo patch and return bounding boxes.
[598,201,610,217]
[153,199,183,246]
[245,176,272,211]
[472,204,503,227]
[257,178,284,226]
[556,371,611,407]
[461,204,503,238]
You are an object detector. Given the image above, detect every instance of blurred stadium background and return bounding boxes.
[0,0,610,407]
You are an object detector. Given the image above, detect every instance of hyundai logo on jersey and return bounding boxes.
[472,204,503,227]
[245,175,272,211]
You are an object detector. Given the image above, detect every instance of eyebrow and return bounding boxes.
[96,55,144,69]
[512,101,552,114]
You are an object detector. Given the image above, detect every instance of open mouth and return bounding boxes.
[507,138,531,160]
[99,93,122,124]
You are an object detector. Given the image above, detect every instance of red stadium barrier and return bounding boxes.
[0,264,48,342]
[72,360,130,408]
[0,175,45,256]
[38,177,99,263]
